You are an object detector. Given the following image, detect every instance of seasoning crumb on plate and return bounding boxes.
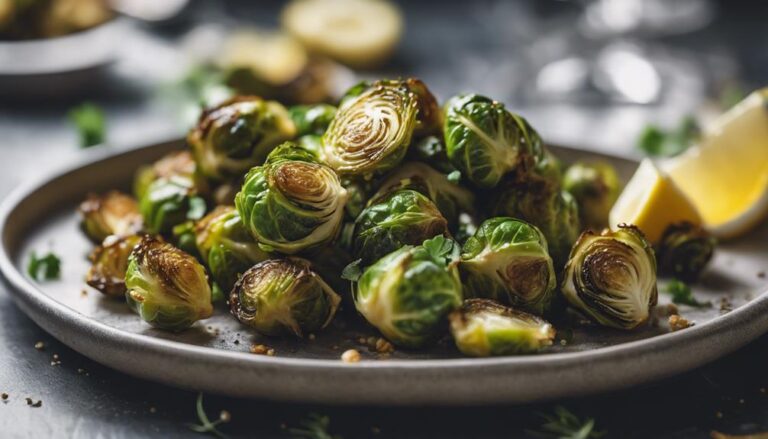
[341,349,361,363]
[669,315,694,331]
[34,341,45,350]
[25,398,42,407]
[1,393,8,400]
[250,344,275,356]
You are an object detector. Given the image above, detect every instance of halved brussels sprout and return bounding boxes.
[449,299,555,356]
[563,161,621,230]
[443,94,542,188]
[353,189,449,265]
[657,222,716,281]
[352,236,463,348]
[459,217,556,315]
[492,182,580,267]
[562,225,658,330]
[195,206,270,294]
[79,191,142,242]
[229,258,341,337]
[86,234,142,297]
[139,175,207,235]
[289,104,337,136]
[125,235,213,331]
[371,162,475,230]
[321,79,420,175]
[235,142,348,254]
[187,96,296,181]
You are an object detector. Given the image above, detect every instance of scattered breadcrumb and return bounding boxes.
[719,297,733,314]
[149,406,157,414]
[758,271,766,279]
[308,333,316,341]
[219,410,231,422]
[715,411,723,419]
[250,344,275,356]
[25,398,42,407]
[81,289,88,297]
[1,393,8,400]
[374,338,394,354]
[669,315,694,331]
[341,349,361,363]
[34,341,45,350]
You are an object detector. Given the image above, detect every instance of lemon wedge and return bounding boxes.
[609,158,702,243]
[664,89,768,238]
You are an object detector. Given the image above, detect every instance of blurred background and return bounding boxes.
[1,0,766,186]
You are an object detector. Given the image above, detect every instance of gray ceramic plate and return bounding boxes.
[1,140,767,405]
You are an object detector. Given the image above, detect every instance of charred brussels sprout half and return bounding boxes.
[352,236,463,348]
[125,236,213,331]
[443,94,542,188]
[139,176,207,235]
[459,218,556,315]
[322,79,421,175]
[188,96,296,181]
[229,258,341,337]
[563,161,621,230]
[289,104,337,136]
[353,189,449,265]
[449,299,555,356]
[657,222,716,281]
[372,162,475,230]
[235,142,348,254]
[86,234,142,297]
[79,191,142,242]
[195,206,270,294]
[562,225,658,330]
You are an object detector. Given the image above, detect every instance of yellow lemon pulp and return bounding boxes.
[609,158,701,243]
[664,89,768,238]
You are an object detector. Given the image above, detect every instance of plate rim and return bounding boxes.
[2,140,767,403]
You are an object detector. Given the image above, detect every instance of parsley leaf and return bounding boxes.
[422,235,460,266]
[528,406,604,439]
[289,413,343,439]
[27,252,61,281]
[188,393,230,438]
[637,116,699,157]
[341,259,363,282]
[68,103,106,148]
[666,279,710,307]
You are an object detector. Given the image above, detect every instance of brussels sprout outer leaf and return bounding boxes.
[79,191,142,242]
[449,299,555,356]
[86,234,142,297]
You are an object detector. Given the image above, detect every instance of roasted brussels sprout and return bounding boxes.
[195,206,270,294]
[79,191,142,242]
[459,218,556,315]
[171,221,199,258]
[295,134,324,159]
[289,104,337,136]
[125,236,213,331]
[657,222,716,281]
[322,79,421,175]
[139,176,207,235]
[133,151,203,201]
[235,142,348,254]
[372,162,475,230]
[562,225,658,330]
[563,161,621,230]
[492,182,580,267]
[352,236,463,348]
[443,94,542,188]
[86,234,142,297]
[341,177,372,221]
[229,258,341,337]
[188,96,296,181]
[353,189,449,265]
[449,299,555,356]
[407,135,456,174]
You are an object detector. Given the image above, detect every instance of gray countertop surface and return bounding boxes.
[1,1,767,437]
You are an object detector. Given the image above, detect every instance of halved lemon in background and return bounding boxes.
[609,158,701,243]
[664,88,768,239]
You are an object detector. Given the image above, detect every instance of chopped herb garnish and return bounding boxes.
[68,103,106,148]
[422,235,460,266]
[666,279,710,307]
[27,252,61,281]
[637,116,699,157]
[528,406,604,439]
[188,393,230,438]
[289,413,343,439]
